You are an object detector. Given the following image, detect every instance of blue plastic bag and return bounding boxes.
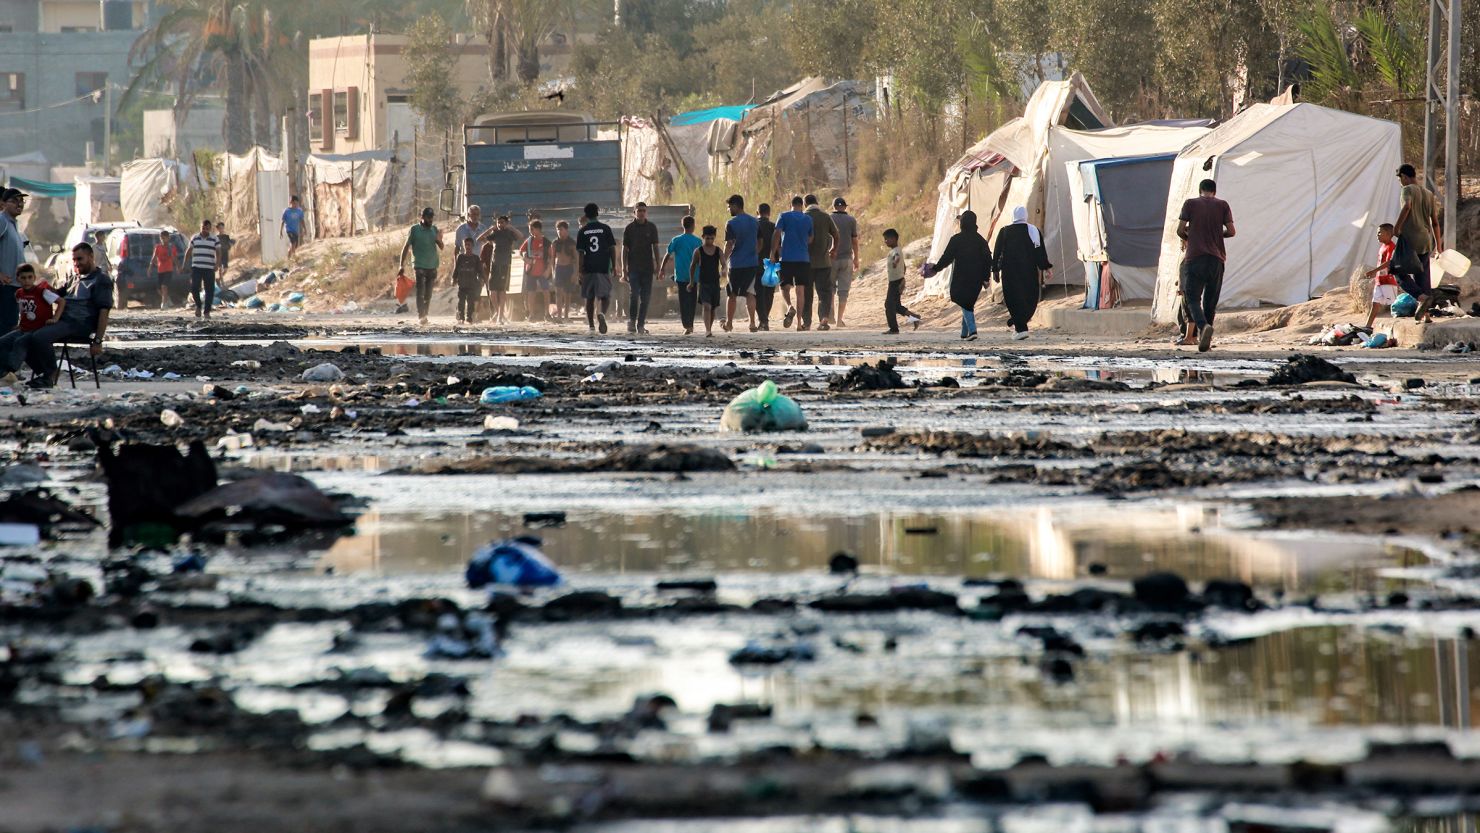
[760,258,780,288]
[480,385,542,405]
[466,536,562,588]
[1391,293,1418,318]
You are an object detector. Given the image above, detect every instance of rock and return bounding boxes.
[729,642,816,665]
[542,591,622,620]
[708,363,743,379]
[708,702,772,732]
[1133,572,1193,611]
[522,511,567,528]
[830,359,908,391]
[1202,579,1257,611]
[1403,378,1426,389]
[1087,562,1108,576]
[301,362,345,383]
[828,551,860,575]
[1265,355,1356,386]
[860,426,895,438]
[174,472,350,527]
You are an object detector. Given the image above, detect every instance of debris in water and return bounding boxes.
[465,537,562,588]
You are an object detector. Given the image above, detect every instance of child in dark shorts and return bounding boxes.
[552,220,578,322]
[453,237,483,324]
[690,225,724,337]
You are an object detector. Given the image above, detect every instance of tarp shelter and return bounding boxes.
[621,116,671,206]
[5,176,73,199]
[1150,103,1402,322]
[73,177,123,227]
[731,78,874,190]
[120,159,190,227]
[303,150,415,239]
[1070,153,1179,305]
[220,148,290,264]
[1045,122,1214,298]
[925,75,1111,297]
[665,104,754,188]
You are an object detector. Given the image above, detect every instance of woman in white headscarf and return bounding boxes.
[992,206,1053,340]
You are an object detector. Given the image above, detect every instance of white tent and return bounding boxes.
[924,75,1110,297]
[1047,122,1214,298]
[220,148,291,264]
[73,176,122,227]
[1150,103,1401,322]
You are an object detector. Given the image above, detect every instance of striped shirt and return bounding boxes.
[189,234,219,270]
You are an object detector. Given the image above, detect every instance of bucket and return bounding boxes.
[1435,249,1472,278]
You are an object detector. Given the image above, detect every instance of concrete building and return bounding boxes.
[306,32,575,155]
[0,0,150,165]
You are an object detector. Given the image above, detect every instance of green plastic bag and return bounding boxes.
[721,380,808,432]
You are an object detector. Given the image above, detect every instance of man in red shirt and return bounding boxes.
[1176,179,1236,352]
[149,230,177,309]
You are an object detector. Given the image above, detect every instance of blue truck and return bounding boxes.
[457,113,688,318]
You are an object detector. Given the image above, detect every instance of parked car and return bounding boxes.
[46,220,141,286]
[106,227,189,308]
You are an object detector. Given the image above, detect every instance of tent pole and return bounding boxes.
[1442,0,1460,250]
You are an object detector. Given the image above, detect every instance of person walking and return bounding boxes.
[184,219,220,320]
[829,197,860,328]
[457,205,487,251]
[478,215,523,325]
[803,194,838,330]
[1176,179,1235,352]
[754,203,777,330]
[660,215,702,334]
[723,194,761,332]
[519,219,553,322]
[0,187,28,334]
[924,210,991,340]
[215,222,234,274]
[771,196,813,329]
[690,225,725,337]
[553,220,578,322]
[621,202,661,334]
[992,206,1053,340]
[1393,163,1444,322]
[881,228,921,334]
[148,230,177,309]
[578,202,617,334]
[281,196,306,259]
[397,208,443,325]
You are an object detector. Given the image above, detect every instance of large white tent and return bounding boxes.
[1150,103,1401,322]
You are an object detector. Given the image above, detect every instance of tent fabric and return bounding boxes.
[1150,103,1402,322]
[220,148,286,236]
[73,177,122,227]
[1080,154,1178,267]
[924,75,1112,298]
[670,105,754,126]
[6,176,75,199]
[731,78,874,190]
[120,159,188,227]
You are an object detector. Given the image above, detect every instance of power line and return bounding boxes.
[1,90,104,117]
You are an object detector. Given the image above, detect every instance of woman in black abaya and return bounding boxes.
[992,206,1053,340]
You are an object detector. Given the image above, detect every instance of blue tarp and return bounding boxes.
[670,105,754,127]
[5,175,75,199]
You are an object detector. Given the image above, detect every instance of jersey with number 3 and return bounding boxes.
[578,221,616,274]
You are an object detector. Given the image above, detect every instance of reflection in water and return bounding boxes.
[302,341,560,358]
[322,504,1424,596]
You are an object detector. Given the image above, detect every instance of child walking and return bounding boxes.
[881,228,921,334]
[553,220,578,322]
[690,225,724,337]
[453,236,484,324]
[1363,223,1399,329]
[519,220,552,322]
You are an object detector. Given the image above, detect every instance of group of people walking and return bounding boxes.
[925,206,1055,341]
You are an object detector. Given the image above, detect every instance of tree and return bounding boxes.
[783,0,877,81]
[406,14,465,134]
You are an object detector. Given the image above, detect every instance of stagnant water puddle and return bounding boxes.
[319,504,1428,601]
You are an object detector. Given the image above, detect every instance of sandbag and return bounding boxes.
[721,380,807,432]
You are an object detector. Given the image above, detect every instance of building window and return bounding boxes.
[61,26,99,32]
[333,90,349,134]
[76,72,108,99]
[308,92,323,144]
[386,92,410,104]
[0,73,24,113]
[0,25,14,33]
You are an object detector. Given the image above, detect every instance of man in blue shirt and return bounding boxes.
[280,196,306,259]
[659,215,703,335]
[0,188,28,333]
[769,195,813,330]
[723,194,760,332]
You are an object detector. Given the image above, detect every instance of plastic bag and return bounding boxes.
[1391,293,1418,318]
[395,272,415,304]
[721,380,807,433]
[479,385,542,405]
[760,258,780,288]
[465,537,562,588]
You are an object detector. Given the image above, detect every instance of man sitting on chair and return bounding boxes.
[1,242,112,389]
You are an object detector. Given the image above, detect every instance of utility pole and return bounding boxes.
[103,83,113,173]
[1421,0,1461,249]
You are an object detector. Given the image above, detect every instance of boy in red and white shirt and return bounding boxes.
[13,263,64,332]
[1363,223,1398,329]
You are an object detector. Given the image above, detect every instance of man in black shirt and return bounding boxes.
[18,242,112,387]
[754,202,777,331]
[578,202,617,334]
[621,202,661,334]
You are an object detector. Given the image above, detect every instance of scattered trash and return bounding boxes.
[465,537,562,588]
[1308,323,1370,347]
[302,363,345,383]
[175,472,350,527]
[172,551,208,574]
[707,363,743,379]
[829,551,860,575]
[720,380,807,432]
[479,385,542,405]
[215,432,254,452]
[830,359,908,391]
[1391,293,1419,318]
[1264,355,1357,386]
[1444,341,1474,354]
[97,441,218,547]
[161,372,182,381]
[300,404,322,414]
[426,610,501,659]
[523,511,567,528]
[729,641,816,665]
[286,291,306,305]
[124,368,155,380]
[484,415,520,432]
[246,297,267,309]
[1363,333,1395,349]
[252,418,292,433]
[231,360,261,370]
[159,409,184,428]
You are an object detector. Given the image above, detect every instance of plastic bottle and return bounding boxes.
[479,385,542,405]
[160,409,184,428]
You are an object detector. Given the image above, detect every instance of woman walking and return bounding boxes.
[925,210,991,340]
[992,206,1053,340]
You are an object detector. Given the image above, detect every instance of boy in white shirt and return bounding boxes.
[882,229,921,334]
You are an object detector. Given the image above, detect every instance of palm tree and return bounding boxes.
[466,0,510,83]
